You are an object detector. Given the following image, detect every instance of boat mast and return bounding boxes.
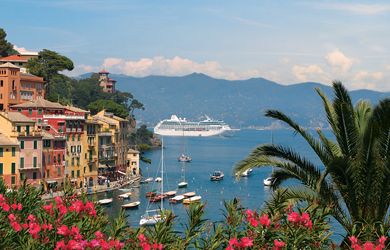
[161,137,164,210]
[182,125,184,156]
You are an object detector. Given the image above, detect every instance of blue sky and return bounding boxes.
[3,0,390,91]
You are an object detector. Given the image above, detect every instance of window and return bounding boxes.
[17,126,21,132]
[78,135,80,141]
[54,141,57,148]
[17,109,21,113]
[63,155,65,161]
[84,167,86,173]
[20,173,25,180]
[77,170,80,177]
[33,172,37,180]
[38,109,42,115]
[61,141,64,148]
[0,80,2,87]
[84,114,88,119]
[77,158,80,166]
[72,135,74,141]
[71,158,74,166]
[28,83,31,89]
[20,158,24,169]
[29,109,32,115]
[11,176,15,185]
[20,141,24,149]
[42,155,45,164]
[12,147,15,156]
[48,155,51,163]
[0,163,3,175]
[22,83,26,88]
[47,170,49,178]
[33,157,37,168]
[33,141,37,149]
[89,165,92,172]
[85,153,87,159]
[0,148,3,157]
[71,170,74,177]
[11,163,15,174]
[58,168,61,176]
[58,154,60,162]
[53,156,56,163]
[67,136,69,141]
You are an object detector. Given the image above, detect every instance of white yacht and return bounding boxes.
[154,115,240,137]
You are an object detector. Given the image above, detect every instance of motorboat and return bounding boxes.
[169,195,185,203]
[146,189,158,197]
[183,196,201,204]
[163,190,177,197]
[98,198,113,205]
[182,191,196,198]
[119,188,132,192]
[263,177,275,186]
[117,192,132,199]
[132,185,140,188]
[236,168,253,177]
[178,154,192,162]
[155,177,162,182]
[140,210,164,226]
[178,181,188,188]
[140,177,153,184]
[122,201,140,209]
[210,171,224,181]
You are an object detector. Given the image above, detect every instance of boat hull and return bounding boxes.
[183,196,202,204]
[178,182,188,188]
[122,201,140,209]
[155,128,240,137]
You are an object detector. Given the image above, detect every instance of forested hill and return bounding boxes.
[79,72,389,129]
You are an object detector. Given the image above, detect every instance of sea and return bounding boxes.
[91,129,344,243]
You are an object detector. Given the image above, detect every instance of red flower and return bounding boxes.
[67,240,82,250]
[11,203,18,210]
[238,237,253,248]
[27,214,35,221]
[362,242,374,250]
[43,203,53,214]
[95,230,103,239]
[288,212,301,223]
[17,203,22,210]
[153,243,163,249]
[22,223,28,230]
[59,205,68,214]
[55,240,66,250]
[274,239,285,250]
[2,203,10,212]
[142,243,151,250]
[250,218,258,227]
[57,225,70,236]
[138,234,146,242]
[259,214,271,227]
[245,209,253,219]
[229,238,238,246]
[71,225,79,235]
[28,223,41,236]
[13,223,21,231]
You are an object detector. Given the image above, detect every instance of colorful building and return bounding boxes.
[98,70,116,93]
[0,130,19,187]
[0,62,44,111]
[83,116,101,187]
[127,149,140,177]
[0,112,43,187]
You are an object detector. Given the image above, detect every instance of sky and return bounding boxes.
[2,0,390,91]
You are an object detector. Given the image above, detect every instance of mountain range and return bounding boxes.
[79,73,390,129]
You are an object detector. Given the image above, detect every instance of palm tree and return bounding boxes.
[234,81,390,243]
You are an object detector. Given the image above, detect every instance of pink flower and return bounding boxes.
[8,213,16,222]
[229,238,238,246]
[22,223,28,230]
[274,239,285,250]
[90,239,100,247]
[288,212,301,223]
[13,223,21,231]
[56,240,66,250]
[43,203,53,214]
[28,223,41,235]
[250,218,258,227]
[0,194,4,204]
[17,203,22,210]
[55,196,62,204]
[142,243,151,250]
[95,230,103,239]
[238,237,253,248]
[67,240,82,250]
[42,224,47,230]
[71,225,79,235]
[138,234,146,242]
[2,203,10,212]
[259,214,271,227]
[58,205,68,214]
[57,225,70,236]
[245,209,253,218]
[11,203,18,210]
[48,224,53,231]
[362,242,374,250]
[153,243,163,250]
[27,214,35,221]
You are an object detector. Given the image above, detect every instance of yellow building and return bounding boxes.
[0,130,19,187]
[84,116,101,187]
[127,149,140,177]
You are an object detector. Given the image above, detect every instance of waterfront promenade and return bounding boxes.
[40,175,142,201]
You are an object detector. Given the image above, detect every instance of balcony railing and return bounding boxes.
[98,132,112,137]
[43,114,84,120]
[77,128,82,133]
[88,157,97,163]
[19,163,41,170]
[99,156,115,162]
[12,131,42,137]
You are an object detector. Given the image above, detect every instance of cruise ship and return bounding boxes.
[154,115,240,137]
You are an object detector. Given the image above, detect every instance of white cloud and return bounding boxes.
[325,49,353,73]
[351,71,384,90]
[292,65,330,83]
[13,45,35,53]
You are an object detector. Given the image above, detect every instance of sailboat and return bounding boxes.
[178,162,188,188]
[178,126,192,162]
[264,128,275,186]
[140,138,166,226]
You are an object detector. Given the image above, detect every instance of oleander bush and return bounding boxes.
[0,178,387,249]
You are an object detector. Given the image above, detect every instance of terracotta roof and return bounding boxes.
[0,129,18,146]
[92,115,116,125]
[65,105,89,113]
[1,112,35,122]
[0,62,20,69]
[98,69,109,74]
[108,78,116,82]
[106,83,113,86]
[0,55,27,62]
[42,131,55,140]
[12,99,65,109]
[128,149,140,154]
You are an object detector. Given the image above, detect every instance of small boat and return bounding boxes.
[122,201,140,209]
[263,177,275,186]
[169,195,185,203]
[119,188,132,192]
[146,189,158,197]
[117,192,132,199]
[98,198,113,205]
[236,168,253,177]
[178,154,192,162]
[140,211,164,226]
[182,191,196,198]
[155,177,162,182]
[140,177,153,184]
[178,181,188,188]
[183,196,201,204]
[149,195,164,202]
[210,171,224,181]
[132,185,140,188]
[163,190,177,197]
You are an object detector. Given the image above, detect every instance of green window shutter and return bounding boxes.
[12,147,15,156]
[11,163,15,174]
[0,148,3,157]
[17,126,21,132]
[71,171,74,177]
[33,172,36,180]
[85,153,87,159]
[89,165,92,172]
[53,156,56,162]
[11,176,15,184]
[47,170,49,178]
[78,135,80,141]
[58,167,61,176]
[17,109,21,113]
[77,170,80,177]
[72,136,74,141]
[33,157,37,168]
[33,141,37,149]
[20,157,24,169]
[58,154,60,162]
[29,109,32,115]
[67,136,69,141]
[38,109,42,115]
[0,163,3,175]
[20,141,24,149]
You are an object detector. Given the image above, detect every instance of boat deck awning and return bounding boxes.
[118,171,126,175]
[98,176,107,179]
[46,180,57,184]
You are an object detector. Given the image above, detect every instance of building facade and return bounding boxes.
[98,70,116,93]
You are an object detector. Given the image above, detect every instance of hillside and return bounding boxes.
[80,73,389,129]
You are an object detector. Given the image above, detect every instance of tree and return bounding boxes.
[234,81,390,243]
[0,28,14,57]
[87,100,129,118]
[25,49,74,98]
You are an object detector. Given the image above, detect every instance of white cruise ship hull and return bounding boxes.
[154,128,240,137]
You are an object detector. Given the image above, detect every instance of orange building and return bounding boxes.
[0,62,44,111]
[98,70,116,93]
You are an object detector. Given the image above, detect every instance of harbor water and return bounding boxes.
[91,129,344,243]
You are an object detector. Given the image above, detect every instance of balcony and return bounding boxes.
[88,144,95,148]
[19,163,41,170]
[43,114,84,120]
[98,132,112,137]
[13,130,43,137]
[88,157,97,163]
[54,134,66,139]
[99,156,115,162]
[77,128,82,133]
[72,128,76,133]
